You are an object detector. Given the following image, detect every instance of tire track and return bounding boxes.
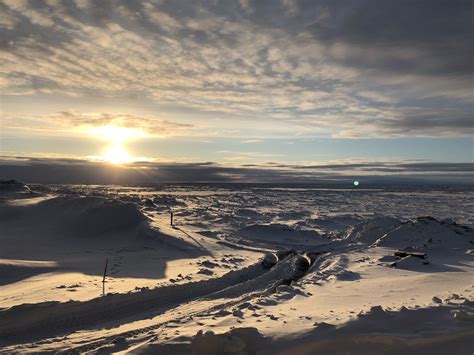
[62,252,316,354]
[0,254,277,346]
[2,252,318,353]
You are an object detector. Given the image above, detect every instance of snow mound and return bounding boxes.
[309,214,363,234]
[270,304,474,354]
[374,216,473,250]
[235,224,327,246]
[346,216,401,244]
[46,196,145,234]
[0,180,30,191]
[0,180,32,199]
[390,255,430,270]
[334,270,361,281]
[378,255,399,263]
[191,327,265,355]
[306,255,360,282]
[152,195,185,207]
[6,195,146,237]
[143,303,474,355]
[236,208,261,218]
[273,284,306,300]
[0,256,276,342]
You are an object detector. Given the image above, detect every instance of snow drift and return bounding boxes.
[0,180,30,193]
[375,216,473,250]
[235,224,328,247]
[0,195,146,237]
[346,216,400,244]
[1,183,473,354]
[0,180,34,202]
[0,254,281,344]
[343,215,473,252]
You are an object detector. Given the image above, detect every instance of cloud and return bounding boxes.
[308,0,472,77]
[0,0,471,138]
[281,0,299,16]
[239,0,255,15]
[0,156,472,185]
[1,111,194,137]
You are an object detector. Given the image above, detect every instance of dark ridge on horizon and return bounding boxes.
[0,156,472,186]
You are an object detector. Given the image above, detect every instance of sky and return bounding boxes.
[0,0,473,183]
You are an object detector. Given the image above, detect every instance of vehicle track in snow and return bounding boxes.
[63,252,317,354]
[1,251,320,353]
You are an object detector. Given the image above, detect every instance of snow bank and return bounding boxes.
[0,259,59,286]
[152,195,186,207]
[0,255,277,344]
[60,197,145,236]
[390,255,430,270]
[191,327,266,355]
[375,216,473,250]
[344,215,473,252]
[1,195,146,237]
[0,180,33,201]
[235,224,327,247]
[346,216,400,244]
[308,214,362,234]
[0,180,30,193]
[304,254,360,282]
[271,303,474,355]
[180,301,474,355]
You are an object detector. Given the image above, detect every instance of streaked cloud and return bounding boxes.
[1,0,471,140]
[2,111,194,137]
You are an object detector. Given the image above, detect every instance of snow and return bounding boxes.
[375,216,473,251]
[345,215,401,244]
[0,181,473,353]
[0,180,31,193]
[234,223,328,247]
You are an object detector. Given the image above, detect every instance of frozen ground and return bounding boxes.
[0,180,473,354]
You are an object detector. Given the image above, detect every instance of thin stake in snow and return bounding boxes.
[102,258,108,296]
[170,210,174,226]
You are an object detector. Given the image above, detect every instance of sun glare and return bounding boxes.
[89,126,145,144]
[102,144,133,164]
[87,125,146,164]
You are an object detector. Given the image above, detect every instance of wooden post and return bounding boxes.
[102,258,108,296]
[170,210,174,226]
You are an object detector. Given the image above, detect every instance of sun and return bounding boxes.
[86,125,146,164]
[102,144,133,164]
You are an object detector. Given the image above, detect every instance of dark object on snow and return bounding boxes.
[394,250,427,259]
[0,179,30,192]
[276,250,295,261]
[102,258,108,296]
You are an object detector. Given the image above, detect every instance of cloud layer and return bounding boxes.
[2,110,193,137]
[1,0,472,138]
[1,156,472,185]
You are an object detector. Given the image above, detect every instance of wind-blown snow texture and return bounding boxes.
[0,182,473,354]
